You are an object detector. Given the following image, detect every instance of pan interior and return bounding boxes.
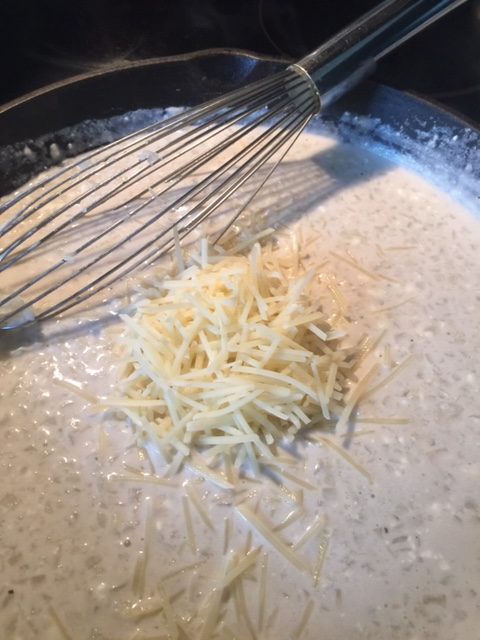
[0,83,479,640]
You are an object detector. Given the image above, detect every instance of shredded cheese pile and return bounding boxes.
[107,240,361,474]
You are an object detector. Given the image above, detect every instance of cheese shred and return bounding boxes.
[293,599,314,638]
[105,241,368,476]
[317,436,372,483]
[49,607,73,640]
[182,495,197,554]
[236,504,308,573]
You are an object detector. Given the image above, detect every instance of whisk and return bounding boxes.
[0,0,466,329]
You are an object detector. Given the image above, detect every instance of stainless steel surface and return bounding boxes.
[294,0,468,107]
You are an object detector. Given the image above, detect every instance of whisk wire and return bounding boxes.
[37,99,315,321]
[0,70,292,219]
[0,74,303,262]
[0,84,310,311]
[0,73,307,271]
[30,91,313,316]
[0,0,468,331]
[0,69,317,326]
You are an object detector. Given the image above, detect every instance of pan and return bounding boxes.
[0,50,478,198]
[0,49,479,640]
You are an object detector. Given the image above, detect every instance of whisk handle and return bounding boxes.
[292,0,467,109]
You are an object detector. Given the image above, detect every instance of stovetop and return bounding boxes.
[0,0,478,126]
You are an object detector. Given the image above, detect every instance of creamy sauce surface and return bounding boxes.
[1,126,480,640]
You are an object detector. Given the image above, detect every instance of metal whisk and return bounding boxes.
[0,0,465,329]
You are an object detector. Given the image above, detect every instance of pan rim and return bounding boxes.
[1,47,478,134]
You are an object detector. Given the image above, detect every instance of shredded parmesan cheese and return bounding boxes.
[182,495,197,553]
[186,485,214,531]
[293,514,327,551]
[293,599,314,638]
[236,503,308,573]
[132,500,153,598]
[313,537,329,587]
[362,354,415,400]
[258,553,268,632]
[49,607,73,640]
[316,436,372,483]
[106,241,366,476]
[107,472,175,487]
[273,507,304,532]
[221,547,261,588]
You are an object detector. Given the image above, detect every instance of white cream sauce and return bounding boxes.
[0,125,479,640]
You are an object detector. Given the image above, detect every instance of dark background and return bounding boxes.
[0,0,479,123]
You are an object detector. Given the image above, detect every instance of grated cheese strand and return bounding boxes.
[234,574,257,640]
[221,547,262,588]
[355,417,409,425]
[132,500,153,599]
[185,486,214,531]
[107,472,175,487]
[157,584,179,639]
[361,354,415,400]
[293,514,327,551]
[258,553,268,632]
[199,554,233,640]
[317,436,372,483]
[182,495,197,554]
[313,537,329,587]
[49,607,73,640]
[236,503,308,573]
[293,599,314,639]
[273,507,304,532]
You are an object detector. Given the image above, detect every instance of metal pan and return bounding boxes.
[0,48,479,640]
[0,49,478,203]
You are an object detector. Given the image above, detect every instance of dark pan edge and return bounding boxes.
[0,49,478,199]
